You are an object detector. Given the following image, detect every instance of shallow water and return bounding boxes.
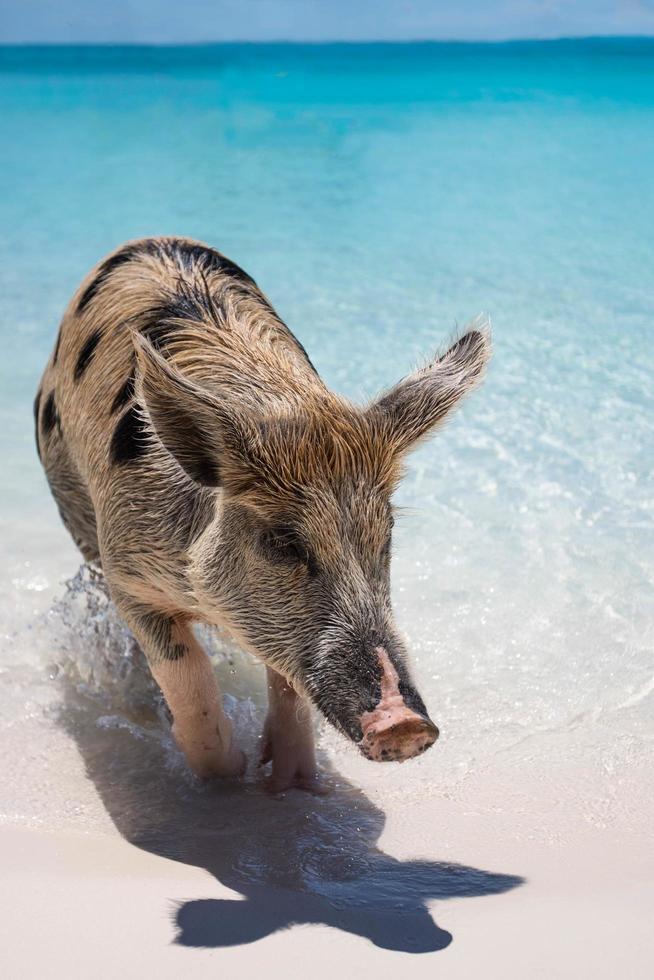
[1,41,653,880]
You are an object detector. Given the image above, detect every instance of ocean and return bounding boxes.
[1,40,653,870]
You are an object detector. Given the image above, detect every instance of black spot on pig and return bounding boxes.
[110,405,149,465]
[77,242,151,312]
[74,330,102,381]
[168,240,257,288]
[42,391,60,436]
[33,388,42,459]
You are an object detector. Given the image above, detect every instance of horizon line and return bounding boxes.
[1,35,654,48]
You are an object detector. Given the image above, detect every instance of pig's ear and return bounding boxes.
[132,333,252,490]
[370,318,491,453]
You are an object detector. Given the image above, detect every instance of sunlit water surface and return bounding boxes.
[1,41,653,898]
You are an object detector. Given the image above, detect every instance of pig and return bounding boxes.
[35,237,490,792]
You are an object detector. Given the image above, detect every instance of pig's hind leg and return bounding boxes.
[261,667,324,794]
[116,598,245,778]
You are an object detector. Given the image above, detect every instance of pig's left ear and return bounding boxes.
[369,317,491,453]
[132,332,256,492]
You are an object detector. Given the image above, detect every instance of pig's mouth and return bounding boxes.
[358,647,439,763]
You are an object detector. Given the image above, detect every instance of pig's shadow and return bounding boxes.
[58,681,523,955]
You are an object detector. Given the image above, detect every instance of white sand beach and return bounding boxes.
[2,769,652,978]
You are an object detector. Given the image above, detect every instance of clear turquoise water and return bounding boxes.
[1,41,653,839]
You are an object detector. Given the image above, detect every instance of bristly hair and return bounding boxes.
[234,404,403,509]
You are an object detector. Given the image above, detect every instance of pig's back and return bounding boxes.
[36,236,315,493]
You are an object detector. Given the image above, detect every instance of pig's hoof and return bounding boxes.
[187,750,246,780]
[264,770,328,796]
[173,725,246,779]
[259,737,326,795]
[199,747,246,780]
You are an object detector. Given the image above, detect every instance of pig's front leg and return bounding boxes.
[261,667,323,794]
[117,598,245,779]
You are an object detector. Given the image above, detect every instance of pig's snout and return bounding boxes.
[360,711,439,762]
[359,647,439,763]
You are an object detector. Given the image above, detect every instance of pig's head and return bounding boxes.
[135,320,491,763]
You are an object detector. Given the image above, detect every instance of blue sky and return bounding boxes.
[1,0,653,43]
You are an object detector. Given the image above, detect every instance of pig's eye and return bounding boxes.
[260,526,316,575]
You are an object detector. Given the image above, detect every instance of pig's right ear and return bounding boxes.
[132,334,252,490]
